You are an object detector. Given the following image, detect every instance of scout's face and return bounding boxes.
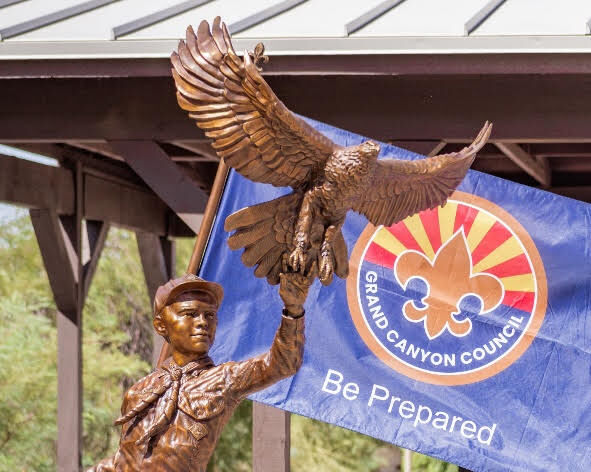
[154,291,218,359]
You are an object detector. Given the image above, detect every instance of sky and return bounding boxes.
[0,145,58,222]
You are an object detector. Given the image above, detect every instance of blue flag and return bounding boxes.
[199,118,591,472]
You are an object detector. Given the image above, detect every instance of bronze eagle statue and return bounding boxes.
[171,17,492,286]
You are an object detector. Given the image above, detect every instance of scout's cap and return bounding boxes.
[153,273,224,317]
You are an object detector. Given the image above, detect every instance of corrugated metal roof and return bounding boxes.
[0,0,590,58]
[472,0,591,36]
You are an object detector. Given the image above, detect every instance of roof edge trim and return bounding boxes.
[3,35,591,60]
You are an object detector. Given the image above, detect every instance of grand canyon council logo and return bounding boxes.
[347,191,547,385]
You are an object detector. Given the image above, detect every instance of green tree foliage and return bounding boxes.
[412,452,458,472]
[0,212,150,470]
[207,401,252,472]
[0,296,57,472]
[291,414,398,471]
[0,213,58,472]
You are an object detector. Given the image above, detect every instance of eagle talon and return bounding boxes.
[289,247,307,273]
[319,242,334,285]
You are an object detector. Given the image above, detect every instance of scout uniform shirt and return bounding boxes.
[90,315,304,472]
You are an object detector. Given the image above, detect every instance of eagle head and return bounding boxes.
[359,140,380,160]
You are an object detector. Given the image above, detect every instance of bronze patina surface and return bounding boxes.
[172,17,492,287]
[89,270,312,472]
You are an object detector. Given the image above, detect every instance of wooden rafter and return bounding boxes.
[67,140,213,163]
[494,142,551,187]
[171,140,219,162]
[428,141,447,157]
[110,140,208,234]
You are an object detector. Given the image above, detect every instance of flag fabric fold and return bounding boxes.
[199,118,591,472]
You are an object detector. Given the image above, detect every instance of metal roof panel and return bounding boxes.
[352,0,491,37]
[1,0,591,57]
[235,0,383,37]
[473,0,591,36]
[0,0,85,30]
[0,0,28,7]
[9,0,184,41]
[124,0,280,40]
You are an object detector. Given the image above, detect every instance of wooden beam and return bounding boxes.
[529,142,591,158]
[110,140,207,233]
[0,154,74,214]
[2,75,591,142]
[428,141,447,157]
[83,173,171,235]
[66,141,124,161]
[67,140,213,163]
[252,403,290,472]
[494,142,551,187]
[30,210,79,315]
[170,140,219,162]
[136,232,176,366]
[0,154,193,236]
[10,142,145,187]
[387,141,447,157]
[547,186,591,202]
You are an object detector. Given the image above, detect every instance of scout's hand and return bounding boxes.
[279,262,316,317]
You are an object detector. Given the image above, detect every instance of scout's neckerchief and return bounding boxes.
[114,356,214,445]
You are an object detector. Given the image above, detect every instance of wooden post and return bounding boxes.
[252,403,291,472]
[30,162,108,472]
[31,208,81,472]
[402,449,412,472]
[135,232,176,366]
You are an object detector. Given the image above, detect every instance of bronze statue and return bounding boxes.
[172,17,492,286]
[87,16,495,470]
[89,270,312,472]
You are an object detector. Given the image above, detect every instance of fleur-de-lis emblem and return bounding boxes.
[251,42,269,71]
[394,230,504,339]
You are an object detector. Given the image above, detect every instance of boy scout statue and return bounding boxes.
[90,270,310,471]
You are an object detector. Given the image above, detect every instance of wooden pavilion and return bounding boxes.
[1,0,591,470]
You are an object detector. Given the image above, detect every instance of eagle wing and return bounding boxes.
[171,17,337,188]
[352,122,491,227]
